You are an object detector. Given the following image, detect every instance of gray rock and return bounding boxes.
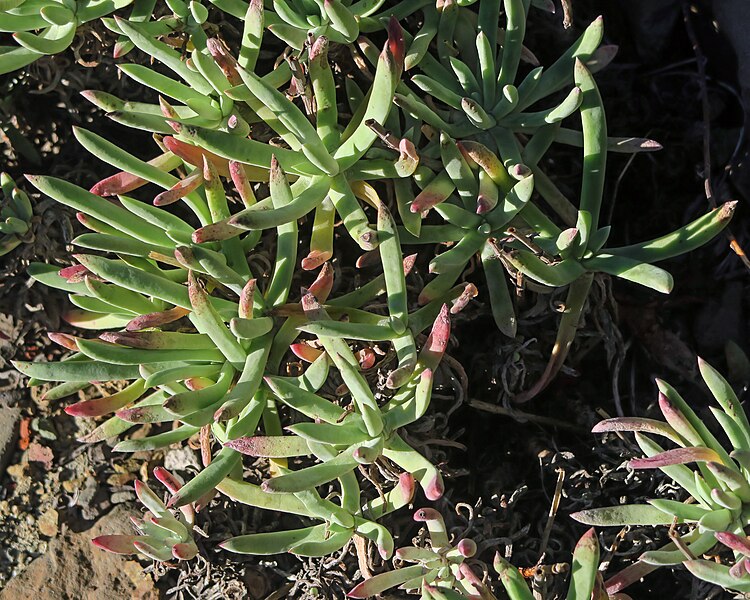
[0,405,21,478]
[0,505,158,600]
[164,446,200,472]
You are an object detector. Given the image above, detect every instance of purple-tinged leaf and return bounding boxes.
[90,171,147,197]
[418,303,450,371]
[206,38,242,86]
[301,249,331,271]
[424,471,444,501]
[158,97,182,133]
[89,152,177,196]
[395,138,419,176]
[91,535,139,555]
[307,262,334,303]
[410,175,454,213]
[290,342,325,363]
[58,263,94,283]
[729,558,747,579]
[191,219,244,243]
[163,136,230,177]
[171,541,198,560]
[394,472,415,507]
[100,330,209,350]
[586,44,619,74]
[115,405,163,423]
[65,379,145,418]
[592,417,682,444]
[456,140,507,184]
[629,447,721,469]
[605,560,659,594]
[153,171,203,206]
[125,306,189,331]
[48,331,79,351]
[239,279,256,319]
[154,466,194,524]
[403,253,417,277]
[457,538,477,558]
[413,507,449,548]
[450,282,478,315]
[716,532,750,557]
[657,392,702,446]
[567,528,599,600]
[224,435,312,458]
[153,466,183,495]
[229,161,261,207]
[385,16,405,74]
[456,562,489,597]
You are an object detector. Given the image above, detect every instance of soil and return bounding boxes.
[1,2,749,599]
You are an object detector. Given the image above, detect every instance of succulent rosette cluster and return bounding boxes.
[2,0,741,597]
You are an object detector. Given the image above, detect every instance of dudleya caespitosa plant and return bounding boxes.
[2,2,738,595]
[0,172,33,256]
[574,358,750,595]
[374,0,736,401]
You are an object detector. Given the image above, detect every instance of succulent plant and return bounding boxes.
[78,13,411,260]
[347,517,616,600]
[13,238,452,508]
[388,1,736,401]
[219,470,416,559]
[14,93,454,562]
[233,0,421,51]
[0,172,34,256]
[0,0,136,74]
[495,528,623,600]
[573,358,750,595]
[92,467,199,561]
[348,507,492,600]
[8,0,738,584]
[213,300,452,558]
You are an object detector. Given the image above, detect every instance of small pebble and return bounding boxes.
[37,508,58,537]
[6,463,25,479]
[110,491,135,504]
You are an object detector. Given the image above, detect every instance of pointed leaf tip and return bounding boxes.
[629,446,721,469]
[386,16,405,68]
[91,535,138,555]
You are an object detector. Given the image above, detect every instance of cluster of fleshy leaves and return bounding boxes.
[347,507,491,599]
[9,0,734,404]
[573,358,750,595]
[93,467,199,561]
[0,172,34,256]
[5,0,741,595]
[347,514,620,600]
[0,0,136,74]
[494,528,628,600]
[10,0,470,565]
[383,0,736,401]
[232,0,419,50]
